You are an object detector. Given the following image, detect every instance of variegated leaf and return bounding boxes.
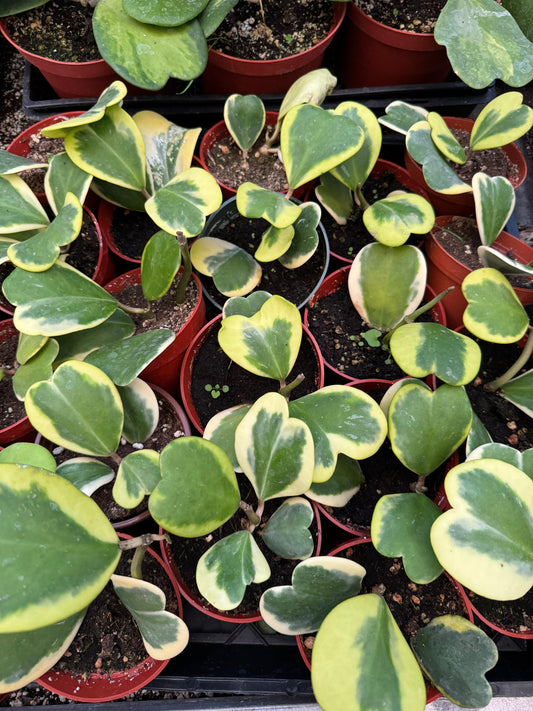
[113,448,161,508]
[0,148,47,174]
[190,236,262,297]
[262,497,314,559]
[140,230,182,301]
[56,457,114,496]
[499,369,533,419]
[378,101,429,135]
[90,179,146,211]
[54,309,135,362]
[315,172,353,225]
[306,454,364,507]
[224,94,265,152]
[0,174,49,233]
[362,192,435,247]
[255,224,294,262]
[472,173,515,247]
[123,0,209,24]
[467,442,533,482]
[278,201,320,269]
[12,338,59,400]
[203,404,251,470]
[478,245,533,276]
[427,112,465,164]
[0,442,55,471]
[236,183,301,228]
[277,68,337,123]
[44,153,92,215]
[16,333,47,365]
[470,91,533,150]
[330,101,382,189]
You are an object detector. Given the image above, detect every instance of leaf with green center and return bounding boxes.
[44,153,92,215]
[0,237,17,263]
[236,183,301,228]
[315,172,353,225]
[122,0,210,25]
[146,167,223,237]
[12,338,59,400]
[431,459,533,600]
[412,616,497,708]
[217,294,302,380]
[427,112,465,163]
[0,463,119,633]
[434,0,533,88]
[389,323,482,386]
[498,370,533,419]
[467,442,533,481]
[0,442,55,471]
[93,0,208,90]
[462,267,529,343]
[278,201,320,268]
[196,530,270,610]
[478,245,533,276]
[235,391,314,501]
[199,0,240,36]
[224,94,265,152]
[260,556,365,635]
[54,309,135,362]
[56,458,114,496]
[330,101,382,189]
[0,148,47,174]
[90,179,146,211]
[306,454,364,507]
[111,575,189,660]
[113,449,161,508]
[118,379,159,444]
[466,411,493,456]
[16,333,47,365]
[378,101,429,135]
[281,104,365,190]
[140,230,181,301]
[371,493,443,584]
[406,121,471,194]
[312,594,426,711]
[25,360,124,457]
[222,291,272,318]
[8,193,83,272]
[255,224,295,262]
[190,236,261,297]
[3,262,117,336]
[203,404,251,470]
[262,497,314,559]
[388,381,472,477]
[0,174,49,233]
[362,192,435,247]
[470,91,533,150]
[473,173,516,246]
[289,385,387,484]
[348,243,426,332]
[149,437,240,537]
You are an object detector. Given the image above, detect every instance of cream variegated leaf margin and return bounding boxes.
[431,459,533,600]
[470,91,533,150]
[472,173,515,247]
[113,449,161,509]
[0,148,47,174]
[330,101,382,189]
[362,191,435,247]
[312,594,426,711]
[44,152,93,216]
[315,172,352,225]
[306,454,364,507]
[467,442,533,482]
[118,378,159,444]
[427,111,465,163]
[378,101,429,135]
[236,183,301,228]
[203,404,250,470]
[56,457,114,496]
[0,174,49,233]
[190,236,262,297]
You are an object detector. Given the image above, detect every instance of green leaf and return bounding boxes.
[461,268,529,343]
[362,192,435,247]
[0,442,56,472]
[371,494,443,584]
[122,0,210,25]
[467,441,533,482]
[118,379,160,444]
[315,172,353,225]
[222,291,272,318]
[15,333,47,365]
[501,0,533,40]
[113,448,161,508]
[199,0,240,37]
[0,174,49,233]
[111,574,189,659]
[224,94,265,153]
[434,0,533,88]
[90,179,147,211]
[25,360,124,457]
[378,101,428,135]
[466,411,493,456]
[0,148,47,174]
[54,309,135,362]
[190,236,261,297]
[471,91,533,149]
[149,437,240,537]
[473,173,516,246]
[260,556,366,635]
[196,530,270,610]
[236,183,301,228]
[262,497,314,559]
[56,458,114,496]
[12,338,59,400]
[427,112,465,164]
[306,454,364,507]
[0,463,119,633]
[235,392,314,501]
[330,101,382,189]
[140,230,181,301]
[499,370,533,419]
[278,201,320,269]
[478,246,533,276]
[44,153,92,215]
[203,404,251,470]
[312,594,426,711]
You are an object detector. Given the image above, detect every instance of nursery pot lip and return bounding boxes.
[349,2,438,43]
[0,320,35,445]
[37,533,183,703]
[465,594,533,640]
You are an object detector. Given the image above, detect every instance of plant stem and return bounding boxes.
[114,299,153,316]
[118,533,170,551]
[486,326,533,391]
[176,232,191,304]
[381,286,454,346]
[354,184,370,211]
[240,500,261,527]
[410,476,428,494]
[110,452,122,467]
[130,545,147,580]
[279,373,305,399]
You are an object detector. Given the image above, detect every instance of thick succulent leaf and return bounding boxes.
[466,411,493,456]
[149,437,240,537]
[434,0,533,88]
[217,294,302,380]
[378,101,429,135]
[499,370,533,419]
[312,594,426,711]
[16,332,47,365]
[461,268,529,343]
[470,91,533,150]
[501,0,533,40]
[111,575,189,660]
[260,556,366,636]
[12,338,59,400]
[190,236,261,297]
[306,454,364,507]
[44,153,92,215]
[330,102,382,189]
[255,224,294,262]
[203,404,251,470]
[278,201,320,269]
[0,612,84,694]
[467,442,533,482]
[371,493,443,584]
[146,167,223,238]
[0,442,55,471]
[406,121,471,194]
[140,230,181,301]
[277,68,337,123]
[199,0,240,37]
[235,392,314,501]
[412,616,497,708]
[262,497,314,560]
[0,174,49,233]
[113,449,161,509]
[348,243,426,332]
[118,379,159,444]
[473,173,516,246]
[56,458,114,496]
[93,0,208,89]
[478,245,533,276]
[25,360,124,457]
[54,309,135,362]
[196,530,270,610]
[315,172,353,225]
[281,104,364,190]
[0,237,17,263]
[224,94,265,153]
[0,463,119,633]
[289,385,387,484]
[3,262,117,336]
[427,112,465,164]
[362,192,435,247]
[389,323,482,386]
[388,381,472,477]
[236,183,301,228]
[431,459,533,600]
[122,0,210,25]
[222,291,272,318]
[90,179,147,211]
[0,149,47,174]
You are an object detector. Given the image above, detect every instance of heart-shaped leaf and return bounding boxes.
[371,493,443,584]
[122,0,210,25]
[277,68,337,123]
[262,497,314,559]
[378,101,429,135]
[45,153,92,215]
[203,404,251,470]
[330,101,382,189]
[222,291,272,318]
[0,442,56,472]
[196,530,270,610]
[236,183,301,228]
[260,556,366,635]
[255,224,295,262]
[362,192,435,247]
[306,454,364,507]
[113,449,161,509]
[278,201,321,269]
[56,457,114,496]
[190,236,262,297]
[12,338,59,400]
[224,94,266,152]
[473,173,515,246]
[118,378,159,444]
[470,91,533,150]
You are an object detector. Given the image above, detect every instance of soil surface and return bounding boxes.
[109,209,158,262]
[355,0,447,32]
[0,332,27,430]
[17,131,65,194]
[468,588,533,635]
[448,128,519,185]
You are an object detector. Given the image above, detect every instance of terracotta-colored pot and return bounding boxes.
[37,533,183,702]
[104,268,206,397]
[200,3,346,95]
[425,216,533,330]
[0,320,35,445]
[404,117,528,217]
[338,4,451,88]
[466,593,533,640]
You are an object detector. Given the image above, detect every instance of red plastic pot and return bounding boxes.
[179,313,325,434]
[404,117,528,217]
[466,594,533,640]
[425,216,533,330]
[338,4,451,88]
[37,533,183,702]
[0,320,35,445]
[97,199,143,269]
[104,268,206,397]
[200,3,346,95]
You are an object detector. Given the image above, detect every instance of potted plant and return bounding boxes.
[0,319,34,445]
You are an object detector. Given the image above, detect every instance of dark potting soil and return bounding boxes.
[18,133,65,195]
[3,0,99,62]
[169,474,320,617]
[110,209,157,262]
[189,320,322,429]
[468,588,533,635]
[52,546,179,678]
[355,0,447,33]
[200,212,327,309]
[448,128,519,186]
[211,0,334,60]
[0,333,27,430]
[65,208,101,278]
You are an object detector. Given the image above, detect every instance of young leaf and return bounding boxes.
[362,192,435,247]
[44,152,92,215]
[278,201,321,269]
[12,338,59,400]
[203,404,251,470]
[190,236,262,297]
[224,94,265,152]
[56,458,115,496]
[118,378,160,444]
[0,174,49,233]
[0,442,56,471]
[221,291,272,318]
[262,497,314,559]
[473,173,516,246]
[140,230,182,301]
[236,183,301,228]
[378,101,429,135]
[330,101,382,190]
[113,449,161,509]
[315,172,353,225]
[427,112,465,164]
[470,91,533,150]
[306,454,364,508]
